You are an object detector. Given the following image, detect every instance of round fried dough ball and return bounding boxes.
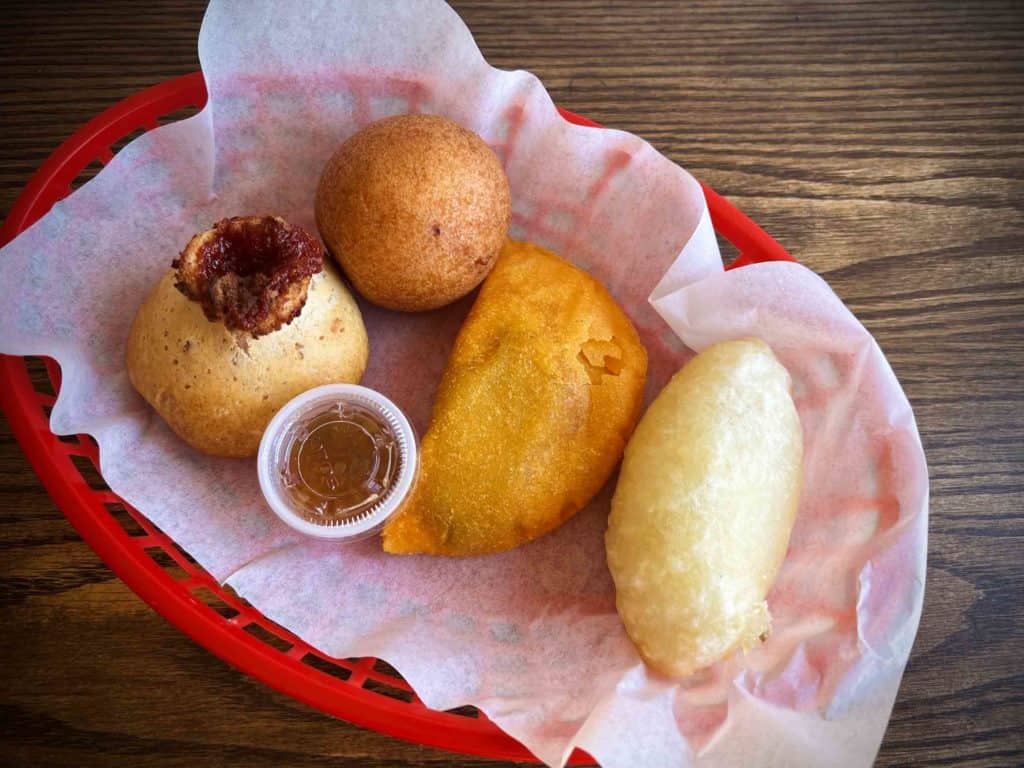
[315,114,511,312]
[126,216,369,458]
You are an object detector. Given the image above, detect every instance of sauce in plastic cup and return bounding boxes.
[257,384,417,541]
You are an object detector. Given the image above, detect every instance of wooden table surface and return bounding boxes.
[2,1,1022,766]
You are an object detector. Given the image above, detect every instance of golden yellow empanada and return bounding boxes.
[383,240,647,556]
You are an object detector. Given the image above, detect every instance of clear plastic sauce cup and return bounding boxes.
[258,384,418,541]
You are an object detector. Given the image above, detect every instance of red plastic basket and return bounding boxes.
[0,72,795,765]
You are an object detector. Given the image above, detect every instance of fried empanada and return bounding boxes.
[382,240,647,556]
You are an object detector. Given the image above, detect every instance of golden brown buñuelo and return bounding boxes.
[315,114,511,312]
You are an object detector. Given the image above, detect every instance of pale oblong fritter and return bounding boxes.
[606,338,803,678]
[382,240,647,556]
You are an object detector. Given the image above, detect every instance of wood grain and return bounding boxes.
[2,1,1022,766]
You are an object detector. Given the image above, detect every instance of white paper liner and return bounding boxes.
[0,2,926,766]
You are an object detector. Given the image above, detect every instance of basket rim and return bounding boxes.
[0,71,794,765]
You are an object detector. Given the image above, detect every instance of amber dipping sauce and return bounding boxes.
[280,402,400,525]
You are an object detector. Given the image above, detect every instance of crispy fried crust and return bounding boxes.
[383,240,647,556]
